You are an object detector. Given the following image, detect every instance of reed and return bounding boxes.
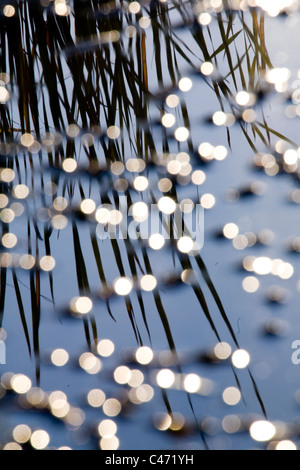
[0,0,289,418]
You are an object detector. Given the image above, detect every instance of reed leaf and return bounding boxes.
[12,269,32,357]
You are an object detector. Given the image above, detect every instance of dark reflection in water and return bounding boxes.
[0,0,300,450]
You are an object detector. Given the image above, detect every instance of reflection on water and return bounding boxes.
[1,0,300,450]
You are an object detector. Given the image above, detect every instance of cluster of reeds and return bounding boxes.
[0,0,293,418]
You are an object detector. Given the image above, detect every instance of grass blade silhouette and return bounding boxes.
[12,269,32,357]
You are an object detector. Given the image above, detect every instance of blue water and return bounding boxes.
[2,9,300,451]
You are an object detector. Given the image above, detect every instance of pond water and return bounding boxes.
[1,0,300,451]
